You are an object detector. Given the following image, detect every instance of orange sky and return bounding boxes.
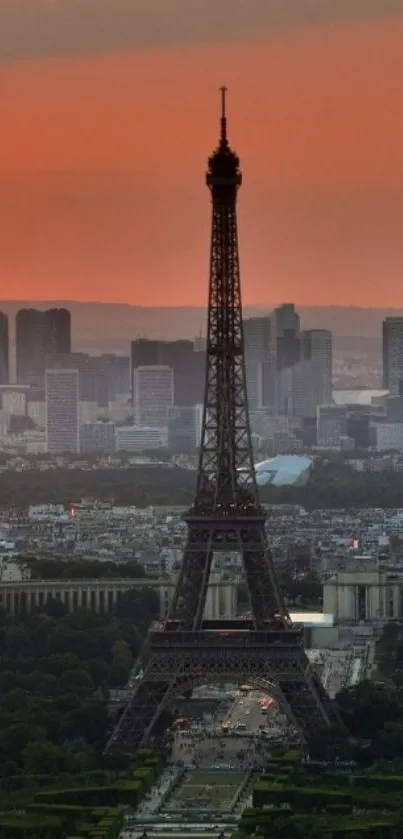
[1,16,403,307]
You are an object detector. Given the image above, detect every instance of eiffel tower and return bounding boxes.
[106,89,338,754]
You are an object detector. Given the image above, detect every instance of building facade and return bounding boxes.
[317,405,347,448]
[115,425,165,452]
[16,307,71,387]
[243,315,273,410]
[45,368,79,453]
[131,339,205,407]
[80,420,116,453]
[300,329,332,406]
[133,365,174,428]
[0,311,9,385]
[168,405,198,452]
[272,304,300,414]
[0,574,238,621]
[324,565,403,622]
[383,317,403,395]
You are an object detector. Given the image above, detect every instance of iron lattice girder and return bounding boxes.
[105,101,337,756]
[168,514,287,629]
[196,199,257,503]
[108,625,339,753]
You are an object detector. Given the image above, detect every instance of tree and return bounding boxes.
[58,700,109,748]
[112,640,133,671]
[58,668,94,697]
[21,739,71,775]
[307,723,352,762]
[1,688,33,714]
[336,680,403,739]
[372,722,403,761]
[114,588,159,632]
[46,627,100,659]
[0,724,45,765]
[41,597,68,620]
[0,594,158,778]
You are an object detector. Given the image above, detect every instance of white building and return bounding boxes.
[27,399,46,429]
[324,563,403,622]
[133,365,174,428]
[80,420,116,453]
[2,390,27,416]
[115,425,165,453]
[45,368,79,454]
[374,422,403,452]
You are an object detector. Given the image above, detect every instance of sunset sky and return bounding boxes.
[1,0,403,307]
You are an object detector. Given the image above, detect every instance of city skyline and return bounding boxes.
[1,2,403,307]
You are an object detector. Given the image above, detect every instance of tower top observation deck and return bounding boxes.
[206,87,242,190]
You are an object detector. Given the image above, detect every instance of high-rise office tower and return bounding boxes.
[243,316,273,410]
[131,339,161,371]
[383,317,403,395]
[300,329,332,406]
[133,365,174,428]
[44,308,71,358]
[49,352,97,402]
[16,309,45,387]
[16,307,71,387]
[272,304,300,414]
[131,339,204,406]
[50,352,131,406]
[272,303,300,371]
[0,311,9,385]
[291,361,326,419]
[45,368,79,453]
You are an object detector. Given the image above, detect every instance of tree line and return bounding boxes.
[0,587,159,784]
[1,461,403,509]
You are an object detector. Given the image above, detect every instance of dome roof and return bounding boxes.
[254,455,313,487]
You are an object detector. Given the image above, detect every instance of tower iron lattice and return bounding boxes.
[106,89,338,754]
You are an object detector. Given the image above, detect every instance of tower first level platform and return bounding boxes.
[108,619,337,753]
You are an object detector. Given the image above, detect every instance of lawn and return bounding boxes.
[167,770,246,811]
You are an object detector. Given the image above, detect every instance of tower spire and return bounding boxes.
[220,85,228,147]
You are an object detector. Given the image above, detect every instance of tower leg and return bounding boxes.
[106,629,340,753]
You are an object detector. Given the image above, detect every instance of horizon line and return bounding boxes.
[1,299,403,311]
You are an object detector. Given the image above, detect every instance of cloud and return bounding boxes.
[0,0,402,62]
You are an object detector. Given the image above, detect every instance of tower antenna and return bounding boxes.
[220,85,227,145]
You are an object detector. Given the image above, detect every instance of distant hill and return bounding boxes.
[0,300,390,354]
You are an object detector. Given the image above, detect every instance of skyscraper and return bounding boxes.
[272,304,300,413]
[243,316,272,410]
[383,317,403,395]
[45,368,79,453]
[44,308,71,359]
[0,311,9,385]
[131,339,204,406]
[16,307,71,387]
[300,329,332,406]
[272,303,300,371]
[133,365,174,428]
